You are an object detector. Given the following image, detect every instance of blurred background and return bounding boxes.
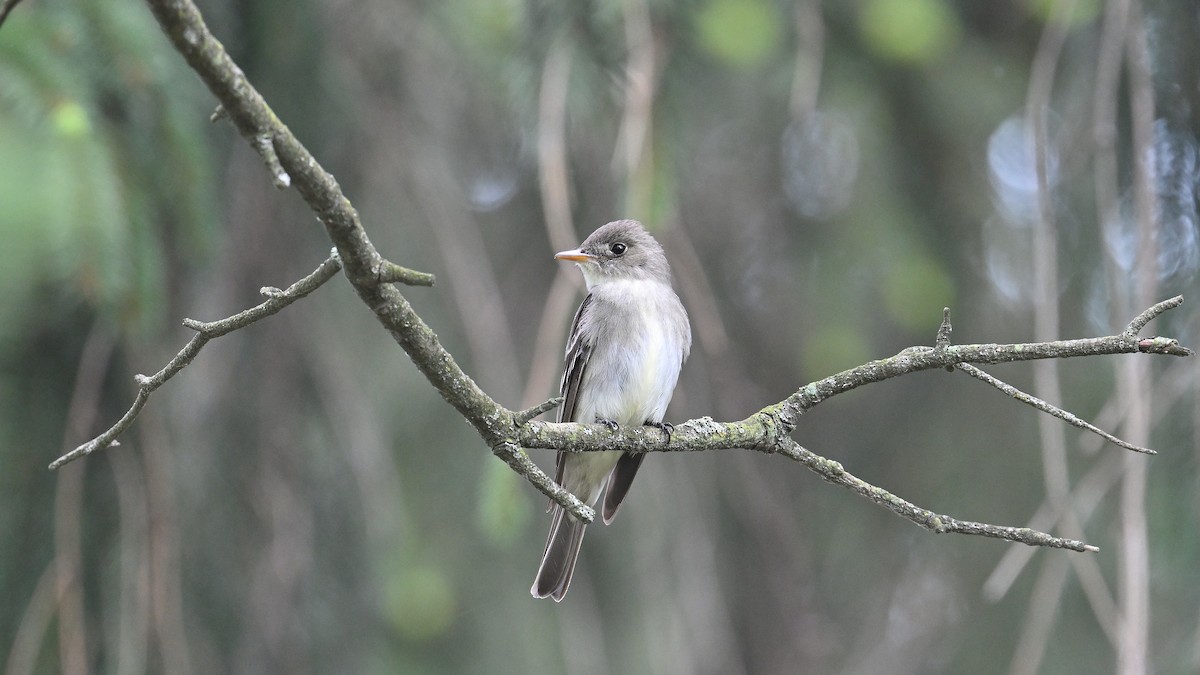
[1,0,1198,673]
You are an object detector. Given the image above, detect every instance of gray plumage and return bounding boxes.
[531,220,692,601]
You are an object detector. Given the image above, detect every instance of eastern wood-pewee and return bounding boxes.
[531,219,692,601]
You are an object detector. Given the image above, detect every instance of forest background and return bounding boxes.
[1,0,1198,673]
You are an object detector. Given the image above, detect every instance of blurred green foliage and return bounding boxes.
[695,0,783,68]
[0,0,214,340]
[859,0,961,64]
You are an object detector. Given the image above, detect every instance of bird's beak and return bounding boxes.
[554,248,595,263]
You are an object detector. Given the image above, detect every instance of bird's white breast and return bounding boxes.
[575,279,686,428]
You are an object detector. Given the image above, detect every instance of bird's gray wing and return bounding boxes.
[552,293,593,492]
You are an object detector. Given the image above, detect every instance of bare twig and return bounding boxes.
[124,0,1192,556]
[935,307,953,350]
[372,259,435,287]
[492,442,595,523]
[1125,295,1182,336]
[508,301,1187,550]
[50,252,343,470]
[255,133,291,189]
[956,364,1155,455]
[984,454,1124,602]
[514,397,564,426]
[775,437,1097,551]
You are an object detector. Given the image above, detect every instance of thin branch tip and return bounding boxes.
[374,259,436,287]
[1125,295,1185,336]
[491,441,593,522]
[51,253,344,471]
[957,364,1158,454]
[254,134,291,189]
[1137,337,1192,357]
[935,306,953,351]
[515,397,564,425]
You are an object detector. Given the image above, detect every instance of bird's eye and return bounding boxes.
[610,242,627,256]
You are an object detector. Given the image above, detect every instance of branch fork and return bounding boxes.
[50,0,1193,558]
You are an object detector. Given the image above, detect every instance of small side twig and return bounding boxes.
[1124,295,1182,336]
[956,363,1155,455]
[492,442,594,523]
[373,259,436,287]
[125,0,1200,561]
[256,133,291,189]
[49,252,343,470]
[775,437,1098,552]
[514,397,564,425]
[935,307,953,349]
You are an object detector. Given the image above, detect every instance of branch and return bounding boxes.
[955,363,1154,455]
[513,299,1190,457]
[133,0,1192,552]
[503,300,1189,549]
[493,442,594,523]
[50,252,343,470]
[775,437,1097,552]
[370,259,436,288]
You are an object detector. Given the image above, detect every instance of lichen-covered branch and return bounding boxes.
[78,0,1191,549]
[511,306,1189,457]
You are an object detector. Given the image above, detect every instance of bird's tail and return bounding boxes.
[531,507,587,601]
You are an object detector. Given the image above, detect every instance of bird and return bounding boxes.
[531,219,692,601]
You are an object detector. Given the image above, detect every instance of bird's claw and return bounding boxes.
[595,417,620,431]
[648,421,673,442]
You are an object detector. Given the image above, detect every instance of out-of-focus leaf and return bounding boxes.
[1023,0,1102,24]
[859,0,960,64]
[475,459,532,547]
[882,254,955,333]
[694,0,782,68]
[384,563,457,642]
[50,99,90,138]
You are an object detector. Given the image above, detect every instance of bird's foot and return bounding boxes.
[595,416,620,431]
[647,421,673,442]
